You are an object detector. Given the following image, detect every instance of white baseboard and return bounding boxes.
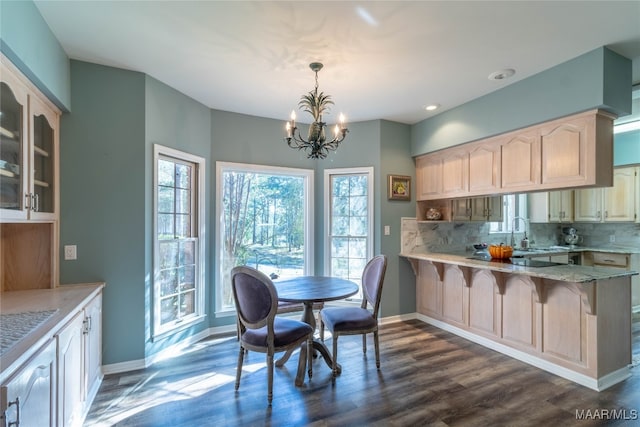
[101,324,237,375]
[415,313,630,392]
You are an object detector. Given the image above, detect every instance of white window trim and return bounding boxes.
[215,161,314,316]
[323,167,374,298]
[152,144,206,339]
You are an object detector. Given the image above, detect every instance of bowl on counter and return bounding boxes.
[489,244,513,259]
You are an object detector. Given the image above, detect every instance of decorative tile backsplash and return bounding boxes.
[401,217,640,254]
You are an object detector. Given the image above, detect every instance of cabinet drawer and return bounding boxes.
[591,252,629,268]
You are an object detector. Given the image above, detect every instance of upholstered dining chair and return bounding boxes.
[319,255,388,377]
[231,266,314,405]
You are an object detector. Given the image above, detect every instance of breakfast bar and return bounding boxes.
[401,251,638,391]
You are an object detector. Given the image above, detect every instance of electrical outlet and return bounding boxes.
[384,225,390,236]
[64,245,77,260]
[609,235,616,243]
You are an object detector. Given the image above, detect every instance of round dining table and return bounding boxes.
[274,276,359,375]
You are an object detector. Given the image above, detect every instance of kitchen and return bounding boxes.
[1,1,640,425]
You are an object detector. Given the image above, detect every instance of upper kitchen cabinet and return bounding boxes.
[539,110,615,190]
[574,166,638,223]
[416,155,442,200]
[0,58,59,222]
[441,148,469,197]
[528,190,573,223]
[500,129,540,191]
[468,142,501,195]
[414,109,616,201]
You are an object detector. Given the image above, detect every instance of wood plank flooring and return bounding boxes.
[85,318,640,426]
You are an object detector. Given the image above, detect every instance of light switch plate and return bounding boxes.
[384,225,390,236]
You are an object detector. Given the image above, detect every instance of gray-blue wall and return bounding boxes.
[0,0,70,111]
[411,47,632,157]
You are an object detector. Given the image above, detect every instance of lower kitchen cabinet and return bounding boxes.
[1,339,57,427]
[0,285,103,427]
[57,293,102,427]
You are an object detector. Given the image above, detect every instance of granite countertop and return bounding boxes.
[400,252,638,283]
[0,283,105,383]
[517,245,640,255]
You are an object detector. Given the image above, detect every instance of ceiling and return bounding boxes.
[34,1,640,125]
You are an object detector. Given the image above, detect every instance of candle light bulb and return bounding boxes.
[290,110,296,121]
[339,113,346,129]
[334,124,339,137]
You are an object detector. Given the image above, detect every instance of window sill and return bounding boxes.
[152,314,207,342]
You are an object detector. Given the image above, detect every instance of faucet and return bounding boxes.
[511,216,528,247]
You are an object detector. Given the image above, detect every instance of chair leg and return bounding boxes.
[307,336,313,379]
[295,341,308,387]
[267,353,274,405]
[332,334,339,377]
[235,346,245,391]
[374,330,380,369]
[319,316,324,341]
[362,334,367,354]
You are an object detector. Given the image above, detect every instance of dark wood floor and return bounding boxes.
[85,317,640,427]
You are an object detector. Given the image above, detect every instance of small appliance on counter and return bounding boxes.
[562,227,583,246]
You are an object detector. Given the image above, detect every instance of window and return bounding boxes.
[324,167,374,300]
[153,145,205,338]
[216,162,314,314]
[489,194,528,233]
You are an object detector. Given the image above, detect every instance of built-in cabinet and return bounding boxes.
[451,196,503,222]
[415,109,615,201]
[1,339,57,426]
[1,287,103,427]
[582,251,640,312]
[57,293,102,427]
[574,166,638,223]
[528,190,574,223]
[529,166,638,224]
[0,54,60,290]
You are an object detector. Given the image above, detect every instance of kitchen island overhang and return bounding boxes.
[402,252,638,391]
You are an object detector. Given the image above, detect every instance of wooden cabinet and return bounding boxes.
[57,294,103,427]
[1,339,57,427]
[528,190,573,223]
[582,251,640,312]
[57,313,84,427]
[1,56,59,221]
[415,155,442,200]
[468,142,501,194]
[539,111,614,189]
[414,110,615,200]
[0,55,60,290]
[500,129,540,191]
[451,196,503,222]
[574,166,638,223]
[440,149,468,197]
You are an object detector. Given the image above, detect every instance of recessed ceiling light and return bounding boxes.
[488,68,516,81]
[425,104,440,111]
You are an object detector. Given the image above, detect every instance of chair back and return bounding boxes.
[231,266,278,333]
[360,255,388,316]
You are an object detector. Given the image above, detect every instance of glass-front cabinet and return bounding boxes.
[0,60,58,221]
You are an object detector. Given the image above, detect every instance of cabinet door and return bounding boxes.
[468,143,500,194]
[548,190,573,222]
[0,68,29,220]
[84,295,103,402]
[1,339,56,427]
[57,312,84,427]
[451,199,471,221]
[485,196,504,222]
[528,192,550,223]
[540,115,590,186]
[28,96,58,220]
[415,155,442,200]
[500,130,540,190]
[603,167,637,222]
[441,149,468,197]
[574,188,602,222]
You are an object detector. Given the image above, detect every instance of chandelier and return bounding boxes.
[285,62,348,159]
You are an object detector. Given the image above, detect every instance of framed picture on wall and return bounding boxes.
[387,174,411,201]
